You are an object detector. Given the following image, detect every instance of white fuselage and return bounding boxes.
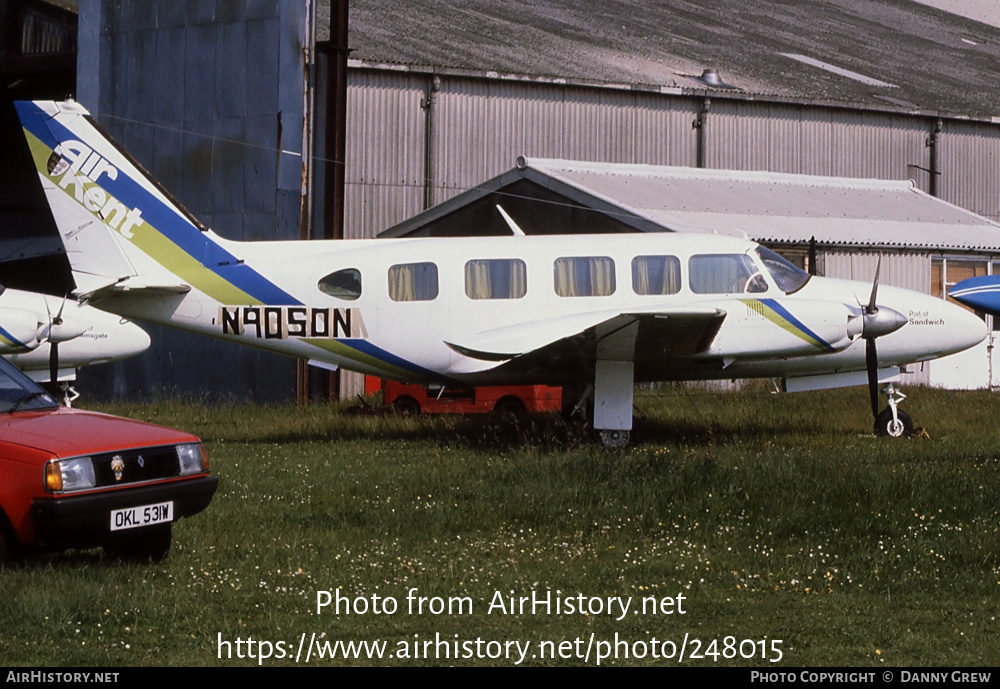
[90,232,986,386]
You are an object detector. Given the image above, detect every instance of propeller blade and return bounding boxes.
[49,341,59,386]
[866,338,879,419]
[866,256,882,315]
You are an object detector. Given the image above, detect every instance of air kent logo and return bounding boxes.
[48,139,145,239]
[219,306,364,340]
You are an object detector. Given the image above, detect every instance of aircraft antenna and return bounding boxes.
[496,205,526,236]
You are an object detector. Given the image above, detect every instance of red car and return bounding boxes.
[0,357,217,564]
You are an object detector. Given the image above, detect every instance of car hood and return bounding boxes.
[0,407,198,457]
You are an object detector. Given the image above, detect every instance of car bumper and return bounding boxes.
[30,476,219,548]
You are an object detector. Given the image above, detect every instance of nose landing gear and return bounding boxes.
[873,382,912,438]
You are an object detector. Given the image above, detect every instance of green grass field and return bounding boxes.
[1,386,998,667]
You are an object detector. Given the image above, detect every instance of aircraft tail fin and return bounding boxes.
[16,100,296,306]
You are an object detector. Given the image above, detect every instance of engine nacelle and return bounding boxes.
[0,309,43,354]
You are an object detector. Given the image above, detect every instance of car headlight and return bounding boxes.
[177,443,208,475]
[45,457,96,492]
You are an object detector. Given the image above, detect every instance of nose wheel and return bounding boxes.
[873,382,912,438]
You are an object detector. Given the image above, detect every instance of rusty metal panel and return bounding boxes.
[938,121,1000,224]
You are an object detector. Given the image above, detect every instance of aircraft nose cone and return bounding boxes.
[948,302,989,352]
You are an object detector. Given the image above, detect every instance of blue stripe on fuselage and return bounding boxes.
[760,298,836,351]
[343,339,453,382]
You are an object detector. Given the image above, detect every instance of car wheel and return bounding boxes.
[106,524,172,563]
[392,396,421,417]
[494,396,526,418]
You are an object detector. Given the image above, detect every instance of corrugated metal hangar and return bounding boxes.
[4,0,1000,398]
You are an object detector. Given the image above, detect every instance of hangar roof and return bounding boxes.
[380,158,1000,252]
[331,0,1000,120]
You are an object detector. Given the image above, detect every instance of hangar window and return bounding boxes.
[689,254,767,294]
[388,262,439,302]
[632,255,681,295]
[933,257,991,326]
[465,259,527,300]
[553,256,616,297]
[317,268,362,300]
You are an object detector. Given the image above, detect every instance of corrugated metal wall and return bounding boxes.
[431,78,699,197]
[938,120,1000,224]
[344,71,701,239]
[346,68,1000,246]
[76,0,309,401]
[706,102,931,188]
[822,251,930,293]
[343,70,426,240]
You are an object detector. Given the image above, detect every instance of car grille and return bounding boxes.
[91,445,180,488]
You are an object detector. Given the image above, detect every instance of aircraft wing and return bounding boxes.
[445,306,726,377]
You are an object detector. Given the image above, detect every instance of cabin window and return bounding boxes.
[689,254,767,294]
[464,259,527,300]
[553,256,616,297]
[317,268,362,300]
[632,255,681,295]
[388,262,439,301]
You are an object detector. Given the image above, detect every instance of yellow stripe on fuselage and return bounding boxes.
[741,299,828,350]
[23,130,261,307]
[303,338,430,382]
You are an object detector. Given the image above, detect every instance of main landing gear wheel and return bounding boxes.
[874,408,913,438]
[598,429,630,448]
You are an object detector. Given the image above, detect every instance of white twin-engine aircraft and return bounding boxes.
[0,284,149,403]
[16,100,987,445]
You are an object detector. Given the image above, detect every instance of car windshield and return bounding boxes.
[0,358,58,412]
[756,246,811,294]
